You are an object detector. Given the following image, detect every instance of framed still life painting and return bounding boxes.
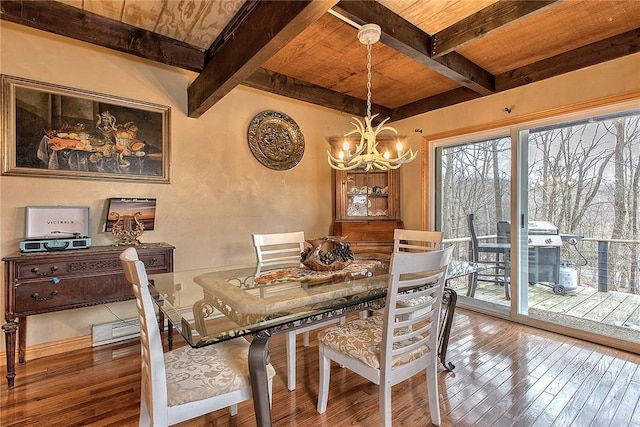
[1,75,171,182]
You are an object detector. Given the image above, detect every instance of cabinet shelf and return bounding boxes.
[348,193,388,198]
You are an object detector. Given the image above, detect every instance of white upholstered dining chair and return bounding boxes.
[393,229,443,253]
[252,231,342,391]
[252,231,306,276]
[120,247,275,426]
[317,246,453,426]
[390,229,445,318]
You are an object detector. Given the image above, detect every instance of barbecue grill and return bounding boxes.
[527,221,562,285]
[497,220,562,285]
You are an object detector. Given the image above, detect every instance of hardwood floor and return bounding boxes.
[2,309,640,427]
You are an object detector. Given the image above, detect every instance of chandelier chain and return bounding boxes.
[326,23,418,171]
[366,41,372,118]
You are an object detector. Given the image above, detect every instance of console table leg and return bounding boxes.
[248,336,272,427]
[18,316,26,364]
[3,321,18,389]
[158,311,165,334]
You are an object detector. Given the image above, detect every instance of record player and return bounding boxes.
[19,206,92,252]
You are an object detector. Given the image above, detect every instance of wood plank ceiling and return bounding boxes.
[1,0,639,121]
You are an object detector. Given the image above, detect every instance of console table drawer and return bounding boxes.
[15,251,170,280]
[14,275,132,315]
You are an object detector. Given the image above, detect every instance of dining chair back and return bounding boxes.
[252,231,305,276]
[253,231,342,391]
[317,246,453,426]
[393,229,443,253]
[120,247,275,426]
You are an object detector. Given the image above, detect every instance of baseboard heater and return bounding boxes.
[92,318,141,347]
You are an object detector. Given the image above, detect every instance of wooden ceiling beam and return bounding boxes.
[496,29,640,92]
[0,0,205,72]
[391,88,481,121]
[332,0,494,96]
[431,0,558,58]
[187,0,339,118]
[394,28,640,119]
[244,68,391,119]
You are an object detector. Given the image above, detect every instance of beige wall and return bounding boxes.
[0,21,353,350]
[1,20,639,352]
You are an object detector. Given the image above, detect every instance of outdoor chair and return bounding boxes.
[467,213,511,300]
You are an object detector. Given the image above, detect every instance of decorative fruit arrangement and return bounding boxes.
[45,116,146,160]
[301,236,354,271]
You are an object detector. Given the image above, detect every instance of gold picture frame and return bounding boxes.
[1,75,171,183]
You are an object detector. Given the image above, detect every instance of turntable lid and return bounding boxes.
[25,206,90,240]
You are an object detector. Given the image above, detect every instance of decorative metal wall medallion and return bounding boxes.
[247,110,305,170]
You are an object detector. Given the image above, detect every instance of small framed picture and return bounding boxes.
[104,198,157,232]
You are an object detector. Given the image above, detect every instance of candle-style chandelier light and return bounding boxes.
[327,24,417,171]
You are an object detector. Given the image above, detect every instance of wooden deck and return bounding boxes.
[448,277,640,344]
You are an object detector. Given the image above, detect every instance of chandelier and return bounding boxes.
[327,24,417,171]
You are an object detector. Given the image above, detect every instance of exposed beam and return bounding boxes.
[391,88,481,121]
[0,0,205,72]
[496,29,640,92]
[433,52,494,96]
[188,0,339,118]
[431,0,558,58]
[332,0,494,96]
[244,68,391,119]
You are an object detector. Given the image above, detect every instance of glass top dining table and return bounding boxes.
[148,258,486,426]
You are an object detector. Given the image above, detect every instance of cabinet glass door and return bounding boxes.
[346,171,389,218]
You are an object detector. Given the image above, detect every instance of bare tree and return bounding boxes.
[529,124,613,235]
[439,113,640,294]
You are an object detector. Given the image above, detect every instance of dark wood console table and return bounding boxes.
[2,242,174,388]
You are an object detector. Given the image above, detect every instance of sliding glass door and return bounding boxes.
[434,103,640,348]
[523,110,640,345]
[436,134,512,310]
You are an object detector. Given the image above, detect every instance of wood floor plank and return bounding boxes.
[533,348,593,426]
[449,330,543,424]
[627,381,640,426]
[610,382,640,427]
[571,352,627,426]
[590,359,639,426]
[490,340,591,426]
[550,349,617,427]
[2,309,640,427]
[481,342,564,426]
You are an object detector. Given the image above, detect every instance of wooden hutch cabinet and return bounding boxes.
[333,168,404,254]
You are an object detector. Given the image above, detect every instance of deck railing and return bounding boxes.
[443,236,640,295]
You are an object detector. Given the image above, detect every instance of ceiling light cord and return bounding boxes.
[366,40,372,119]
